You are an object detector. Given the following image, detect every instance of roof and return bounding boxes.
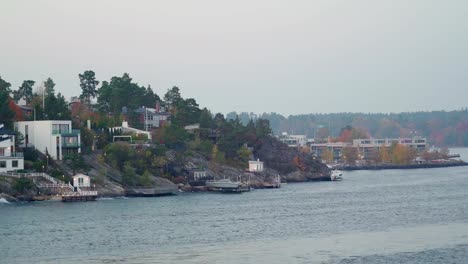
[0,125,16,135]
[72,173,90,179]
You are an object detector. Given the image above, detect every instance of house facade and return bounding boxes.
[136,104,170,130]
[15,120,81,160]
[72,173,91,187]
[278,132,308,147]
[310,137,428,161]
[248,159,264,172]
[0,125,24,172]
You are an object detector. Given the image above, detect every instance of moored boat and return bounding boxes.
[330,170,343,181]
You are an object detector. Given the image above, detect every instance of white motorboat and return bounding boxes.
[330,170,343,181]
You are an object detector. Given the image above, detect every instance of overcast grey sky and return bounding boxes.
[1,0,467,115]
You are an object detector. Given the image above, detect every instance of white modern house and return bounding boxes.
[248,159,264,172]
[111,121,152,142]
[15,120,81,160]
[278,132,308,147]
[72,173,91,187]
[0,125,24,172]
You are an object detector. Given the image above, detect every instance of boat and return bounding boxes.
[330,170,343,181]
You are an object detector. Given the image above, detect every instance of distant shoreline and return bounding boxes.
[339,161,468,171]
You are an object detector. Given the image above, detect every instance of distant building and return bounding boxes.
[111,121,152,142]
[310,142,349,161]
[0,124,24,172]
[248,159,264,172]
[135,103,170,130]
[352,137,428,158]
[15,120,81,160]
[278,132,308,147]
[189,169,207,180]
[310,137,428,161]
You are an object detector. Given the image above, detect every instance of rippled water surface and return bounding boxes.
[1,149,468,263]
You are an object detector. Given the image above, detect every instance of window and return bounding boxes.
[0,161,6,168]
[12,160,18,168]
[78,178,84,186]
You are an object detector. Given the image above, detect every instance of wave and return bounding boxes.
[0,198,11,204]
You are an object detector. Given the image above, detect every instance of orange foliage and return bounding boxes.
[293,156,307,171]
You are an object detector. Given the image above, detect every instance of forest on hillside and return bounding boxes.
[227,110,468,147]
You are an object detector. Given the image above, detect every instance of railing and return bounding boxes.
[0,152,24,158]
[52,129,80,135]
[0,171,97,196]
[62,142,81,148]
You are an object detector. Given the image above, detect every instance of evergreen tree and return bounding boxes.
[44,77,55,96]
[13,80,35,104]
[79,70,99,105]
[0,89,15,129]
[0,76,12,93]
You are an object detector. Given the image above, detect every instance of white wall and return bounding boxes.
[15,120,77,160]
[73,175,90,187]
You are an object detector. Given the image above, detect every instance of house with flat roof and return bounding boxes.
[0,124,24,172]
[15,120,81,160]
[248,159,264,172]
[278,132,308,147]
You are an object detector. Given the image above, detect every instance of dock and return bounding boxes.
[62,192,97,202]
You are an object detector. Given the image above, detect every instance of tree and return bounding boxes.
[321,148,334,163]
[0,89,15,129]
[0,76,12,93]
[199,108,213,128]
[342,146,358,165]
[14,177,35,194]
[163,86,182,111]
[44,78,55,96]
[139,170,152,187]
[391,144,416,165]
[122,162,136,186]
[13,80,35,104]
[79,70,99,105]
[104,142,134,171]
[64,153,88,175]
[379,145,391,163]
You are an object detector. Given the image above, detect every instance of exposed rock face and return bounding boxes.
[0,193,18,203]
[254,136,330,180]
[0,176,16,196]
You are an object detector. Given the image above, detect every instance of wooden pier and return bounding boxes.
[61,190,98,202]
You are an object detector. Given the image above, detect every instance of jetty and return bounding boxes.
[0,172,97,202]
[338,160,468,171]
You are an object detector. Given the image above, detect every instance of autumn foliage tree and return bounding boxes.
[342,146,359,165]
[391,144,416,165]
[320,149,334,163]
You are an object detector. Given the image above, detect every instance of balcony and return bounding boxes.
[62,142,81,148]
[0,152,24,159]
[52,129,80,136]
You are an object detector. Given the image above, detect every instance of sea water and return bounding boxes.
[1,149,468,264]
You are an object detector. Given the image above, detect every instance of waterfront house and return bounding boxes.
[14,120,81,160]
[0,124,24,172]
[72,173,91,188]
[248,159,264,172]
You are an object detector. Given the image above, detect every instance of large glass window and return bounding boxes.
[0,161,6,168]
[12,160,18,168]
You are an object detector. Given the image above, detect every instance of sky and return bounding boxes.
[1,0,467,116]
